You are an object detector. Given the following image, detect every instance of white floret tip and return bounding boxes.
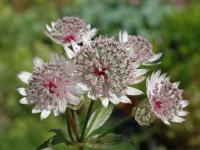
[18,71,32,84]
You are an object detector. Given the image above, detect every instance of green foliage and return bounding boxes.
[86,104,114,137]
[86,134,123,149]
[62,0,172,38]
[157,2,200,86]
[36,129,70,150]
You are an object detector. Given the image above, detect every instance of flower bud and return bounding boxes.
[133,100,155,126]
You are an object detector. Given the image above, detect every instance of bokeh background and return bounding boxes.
[0,0,200,149]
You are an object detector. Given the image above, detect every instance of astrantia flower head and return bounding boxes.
[17,54,84,119]
[119,31,162,65]
[146,70,189,125]
[73,36,147,107]
[45,16,97,59]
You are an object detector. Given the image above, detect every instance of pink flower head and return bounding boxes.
[73,36,147,107]
[119,31,162,65]
[45,16,97,59]
[147,70,189,125]
[17,54,84,119]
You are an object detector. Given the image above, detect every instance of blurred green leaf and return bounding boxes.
[36,128,70,150]
[86,133,122,149]
[86,104,114,137]
[48,128,70,144]
[36,137,53,150]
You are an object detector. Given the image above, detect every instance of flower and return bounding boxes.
[45,16,97,59]
[73,36,147,107]
[146,70,189,125]
[17,54,84,119]
[119,30,162,65]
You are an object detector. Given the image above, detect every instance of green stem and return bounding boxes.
[98,115,131,138]
[80,100,95,142]
[71,110,80,142]
[66,110,75,143]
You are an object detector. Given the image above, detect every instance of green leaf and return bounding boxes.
[86,104,114,137]
[36,128,70,150]
[48,128,70,144]
[86,134,122,149]
[36,137,53,150]
[36,135,67,150]
[48,129,65,136]
[50,135,66,145]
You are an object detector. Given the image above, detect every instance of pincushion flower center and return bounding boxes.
[154,100,162,111]
[93,65,110,81]
[63,34,76,43]
[43,80,58,94]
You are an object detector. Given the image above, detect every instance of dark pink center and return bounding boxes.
[43,80,58,94]
[154,100,162,111]
[62,34,76,43]
[93,66,109,81]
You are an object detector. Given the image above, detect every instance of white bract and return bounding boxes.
[45,16,97,59]
[119,30,162,65]
[146,70,189,125]
[73,36,146,107]
[17,54,84,120]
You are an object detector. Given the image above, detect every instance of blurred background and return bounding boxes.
[0,0,200,149]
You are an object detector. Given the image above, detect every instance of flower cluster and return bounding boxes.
[18,16,189,126]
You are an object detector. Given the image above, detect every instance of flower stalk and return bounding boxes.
[70,110,80,142]
[66,110,75,143]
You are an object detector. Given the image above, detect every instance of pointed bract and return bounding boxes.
[18,71,32,84]
[17,88,27,96]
